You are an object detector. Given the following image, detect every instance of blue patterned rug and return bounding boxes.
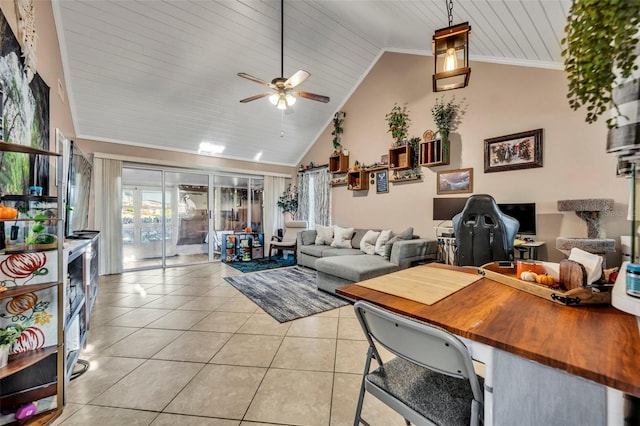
[225,255,296,273]
[224,267,350,322]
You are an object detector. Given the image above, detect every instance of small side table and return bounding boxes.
[515,241,545,260]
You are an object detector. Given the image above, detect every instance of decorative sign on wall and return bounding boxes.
[0,7,50,195]
[376,170,388,194]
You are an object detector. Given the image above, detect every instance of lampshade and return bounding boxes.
[270,92,296,110]
[432,22,471,92]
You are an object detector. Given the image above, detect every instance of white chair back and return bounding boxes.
[282,221,307,243]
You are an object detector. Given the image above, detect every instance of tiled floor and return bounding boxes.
[53,262,407,425]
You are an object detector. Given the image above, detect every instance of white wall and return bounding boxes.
[302,52,629,264]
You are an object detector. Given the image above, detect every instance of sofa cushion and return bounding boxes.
[316,255,399,282]
[383,227,414,259]
[301,230,316,246]
[315,224,334,245]
[351,228,369,249]
[331,226,355,248]
[375,230,393,256]
[321,247,363,257]
[300,244,331,258]
[360,230,381,255]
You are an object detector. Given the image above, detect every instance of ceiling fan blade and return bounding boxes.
[237,72,271,87]
[239,92,271,103]
[292,90,330,103]
[285,70,310,89]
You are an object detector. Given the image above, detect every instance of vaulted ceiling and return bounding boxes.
[52,0,571,167]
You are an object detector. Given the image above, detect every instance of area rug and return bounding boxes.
[224,267,349,322]
[225,255,296,273]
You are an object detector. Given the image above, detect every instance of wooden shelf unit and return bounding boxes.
[329,152,349,173]
[419,139,449,167]
[0,141,65,423]
[347,170,369,191]
[389,144,412,171]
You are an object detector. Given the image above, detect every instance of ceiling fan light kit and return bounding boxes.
[432,0,471,92]
[237,0,329,111]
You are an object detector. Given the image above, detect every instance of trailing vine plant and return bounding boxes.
[562,0,640,128]
[331,111,346,151]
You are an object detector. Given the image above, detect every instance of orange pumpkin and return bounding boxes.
[6,293,38,315]
[0,205,18,219]
[535,274,557,287]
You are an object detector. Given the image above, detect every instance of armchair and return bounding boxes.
[269,220,307,259]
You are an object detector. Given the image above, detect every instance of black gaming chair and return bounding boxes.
[452,194,520,267]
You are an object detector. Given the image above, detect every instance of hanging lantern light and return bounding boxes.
[432,0,471,92]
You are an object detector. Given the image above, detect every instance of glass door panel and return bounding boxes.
[165,171,209,267]
[121,168,164,270]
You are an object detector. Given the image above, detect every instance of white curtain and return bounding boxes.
[263,175,286,245]
[298,167,331,227]
[93,157,123,275]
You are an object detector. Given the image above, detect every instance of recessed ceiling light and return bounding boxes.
[198,142,225,155]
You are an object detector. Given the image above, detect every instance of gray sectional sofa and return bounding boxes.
[296,227,438,295]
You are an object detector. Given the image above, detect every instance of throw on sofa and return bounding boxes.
[296,226,438,294]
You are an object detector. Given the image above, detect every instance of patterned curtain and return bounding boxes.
[298,167,331,227]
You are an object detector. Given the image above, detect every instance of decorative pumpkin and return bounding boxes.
[0,252,47,279]
[12,327,45,353]
[6,292,38,315]
[520,271,538,282]
[0,205,18,219]
[535,274,557,287]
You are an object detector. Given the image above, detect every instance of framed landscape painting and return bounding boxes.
[437,168,473,195]
[484,128,543,173]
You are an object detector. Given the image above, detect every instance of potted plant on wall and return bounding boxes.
[562,0,639,129]
[331,111,347,155]
[277,184,298,220]
[431,96,466,162]
[385,103,411,145]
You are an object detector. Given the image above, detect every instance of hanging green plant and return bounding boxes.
[409,137,421,173]
[331,111,346,151]
[385,103,411,143]
[562,0,640,128]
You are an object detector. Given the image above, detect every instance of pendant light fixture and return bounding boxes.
[432,0,471,92]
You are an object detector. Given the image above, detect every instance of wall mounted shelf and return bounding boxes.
[419,139,449,167]
[329,151,349,173]
[389,145,412,171]
[347,170,369,191]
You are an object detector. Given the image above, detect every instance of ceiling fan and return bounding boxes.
[237,0,330,110]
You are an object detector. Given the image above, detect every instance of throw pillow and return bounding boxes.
[383,227,414,260]
[375,230,393,256]
[331,226,355,248]
[315,224,334,245]
[360,230,381,255]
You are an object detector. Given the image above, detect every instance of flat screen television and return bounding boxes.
[433,197,469,221]
[498,202,537,235]
[65,141,92,237]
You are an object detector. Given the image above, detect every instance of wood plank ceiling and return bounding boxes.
[52,0,571,167]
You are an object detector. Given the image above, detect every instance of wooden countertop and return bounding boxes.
[336,263,640,397]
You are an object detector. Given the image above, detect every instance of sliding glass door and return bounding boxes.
[165,171,209,267]
[121,166,263,271]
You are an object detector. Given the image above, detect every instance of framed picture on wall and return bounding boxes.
[436,168,473,195]
[376,170,388,194]
[484,128,543,173]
